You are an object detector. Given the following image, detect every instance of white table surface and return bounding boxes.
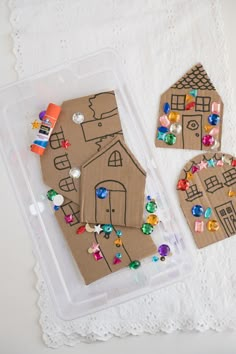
[1,1,236,353]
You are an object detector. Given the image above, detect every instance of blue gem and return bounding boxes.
[163,102,170,114]
[157,131,166,141]
[96,187,108,199]
[207,158,216,167]
[152,255,159,262]
[54,205,60,211]
[208,114,220,126]
[147,195,152,201]
[116,230,122,237]
[189,89,198,97]
[191,205,204,217]
[116,252,122,259]
[158,126,169,133]
[102,224,113,234]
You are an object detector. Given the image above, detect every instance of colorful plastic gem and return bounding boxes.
[47,189,58,201]
[152,255,159,262]
[210,140,220,150]
[54,205,60,211]
[157,131,166,141]
[146,214,159,226]
[211,102,221,114]
[85,223,95,233]
[186,172,193,181]
[232,160,236,167]
[91,242,100,253]
[114,238,123,247]
[93,251,103,261]
[222,155,231,165]
[192,165,199,174]
[146,201,158,213]
[147,195,152,201]
[194,220,204,233]
[204,207,212,219]
[116,230,122,237]
[159,115,170,127]
[204,124,213,133]
[160,256,166,261]
[164,133,177,145]
[158,244,170,256]
[208,114,220,126]
[185,94,193,103]
[87,247,93,254]
[39,110,46,120]
[141,223,154,235]
[113,256,122,265]
[31,120,41,129]
[217,160,224,167]
[170,123,182,135]
[158,126,169,133]
[76,225,86,234]
[102,224,113,234]
[116,253,122,259]
[168,112,180,123]
[65,214,73,223]
[94,224,103,234]
[185,101,195,110]
[163,102,170,114]
[69,167,81,179]
[191,205,204,217]
[198,160,208,170]
[72,112,84,124]
[177,179,190,191]
[61,139,71,149]
[52,194,64,207]
[189,89,198,97]
[207,220,220,232]
[129,260,141,270]
[96,187,108,199]
[209,127,219,136]
[228,190,236,197]
[202,134,215,147]
[207,158,216,167]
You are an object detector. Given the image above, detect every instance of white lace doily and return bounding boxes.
[8,0,236,347]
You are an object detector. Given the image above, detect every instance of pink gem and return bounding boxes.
[192,165,199,174]
[209,127,219,136]
[217,160,224,166]
[65,214,73,223]
[113,256,122,265]
[93,251,103,261]
[195,220,204,233]
[159,115,170,127]
[198,160,208,170]
[91,242,100,253]
[211,102,221,114]
[202,135,215,147]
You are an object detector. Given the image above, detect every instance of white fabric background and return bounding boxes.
[7,0,236,347]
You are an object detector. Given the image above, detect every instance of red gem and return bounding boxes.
[191,165,199,174]
[232,160,236,167]
[185,101,195,110]
[113,256,122,265]
[177,179,190,191]
[61,139,71,149]
[76,225,86,234]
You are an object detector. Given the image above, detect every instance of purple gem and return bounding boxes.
[158,244,170,257]
[191,165,199,174]
[65,214,73,224]
[39,110,46,120]
[202,134,214,147]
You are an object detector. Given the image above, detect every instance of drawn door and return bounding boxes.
[182,115,202,150]
[215,201,236,237]
[95,180,127,225]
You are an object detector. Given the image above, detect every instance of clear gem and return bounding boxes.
[72,112,84,124]
[53,194,64,206]
[170,123,182,135]
[69,167,81,179]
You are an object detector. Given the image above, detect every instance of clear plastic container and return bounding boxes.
[0,49,194,320]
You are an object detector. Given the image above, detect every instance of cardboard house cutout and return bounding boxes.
[40,91,123,205]
[155,64,224,151]
[177,152,236,248]
[80,137,146,228]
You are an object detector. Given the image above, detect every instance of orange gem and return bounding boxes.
[146,214,159,226]
[168,111,180,123]
[114,238,123,247]
[204,125,212,133]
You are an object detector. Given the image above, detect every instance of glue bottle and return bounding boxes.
[31,103,61,155]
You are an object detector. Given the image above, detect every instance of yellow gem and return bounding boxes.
[114,238,123,247]
[168,111,180,123]
[228,190,236,197]
[204,124,212,133]
[186,172,194,181]
[146,214,159,226]
[185,94,193,103]
[31,120,41,129]
[88,247,93,254]
[207,220,220,232]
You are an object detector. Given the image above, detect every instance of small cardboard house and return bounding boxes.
[155,63,224,151]
[80,137,146,228]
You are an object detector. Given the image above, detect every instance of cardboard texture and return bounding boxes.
[40,91,123,204]
[80,136,146,228]
[155,63,224,151]
[55,198,157,285]
[177,152,236,248]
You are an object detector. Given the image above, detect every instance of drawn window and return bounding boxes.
[108,150,122,167]
[49,126,65,149]
[185,184,203,202]
[204,176,223,193]
[195,96,211,112]
[61,201,80,226]
[59,176,77,192]
[171,94,185,110]
[223,168,236,186]
[54,153,71,170]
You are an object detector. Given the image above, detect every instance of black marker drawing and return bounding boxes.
[171,64,215,90]
[59,176,77,193]
[195,96,211,112]
[108,150,123,167]
[61,201,80,227]
[54,153,71,170]
[215,201,236,237]
[49,126,65,149]
[182,115,203,150]
[171,94,186,111]
[88,92,118,119]
[204,175,224,194]
[223,168,236,186]
[185,184,203,202]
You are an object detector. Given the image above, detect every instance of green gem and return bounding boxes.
[129,260,141,270]
[204,207,212,219]
[146,201,157,213]
[141,223,154,235]
[47,189,58,201]
[102,224,113,234]
[164,133,176,145]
